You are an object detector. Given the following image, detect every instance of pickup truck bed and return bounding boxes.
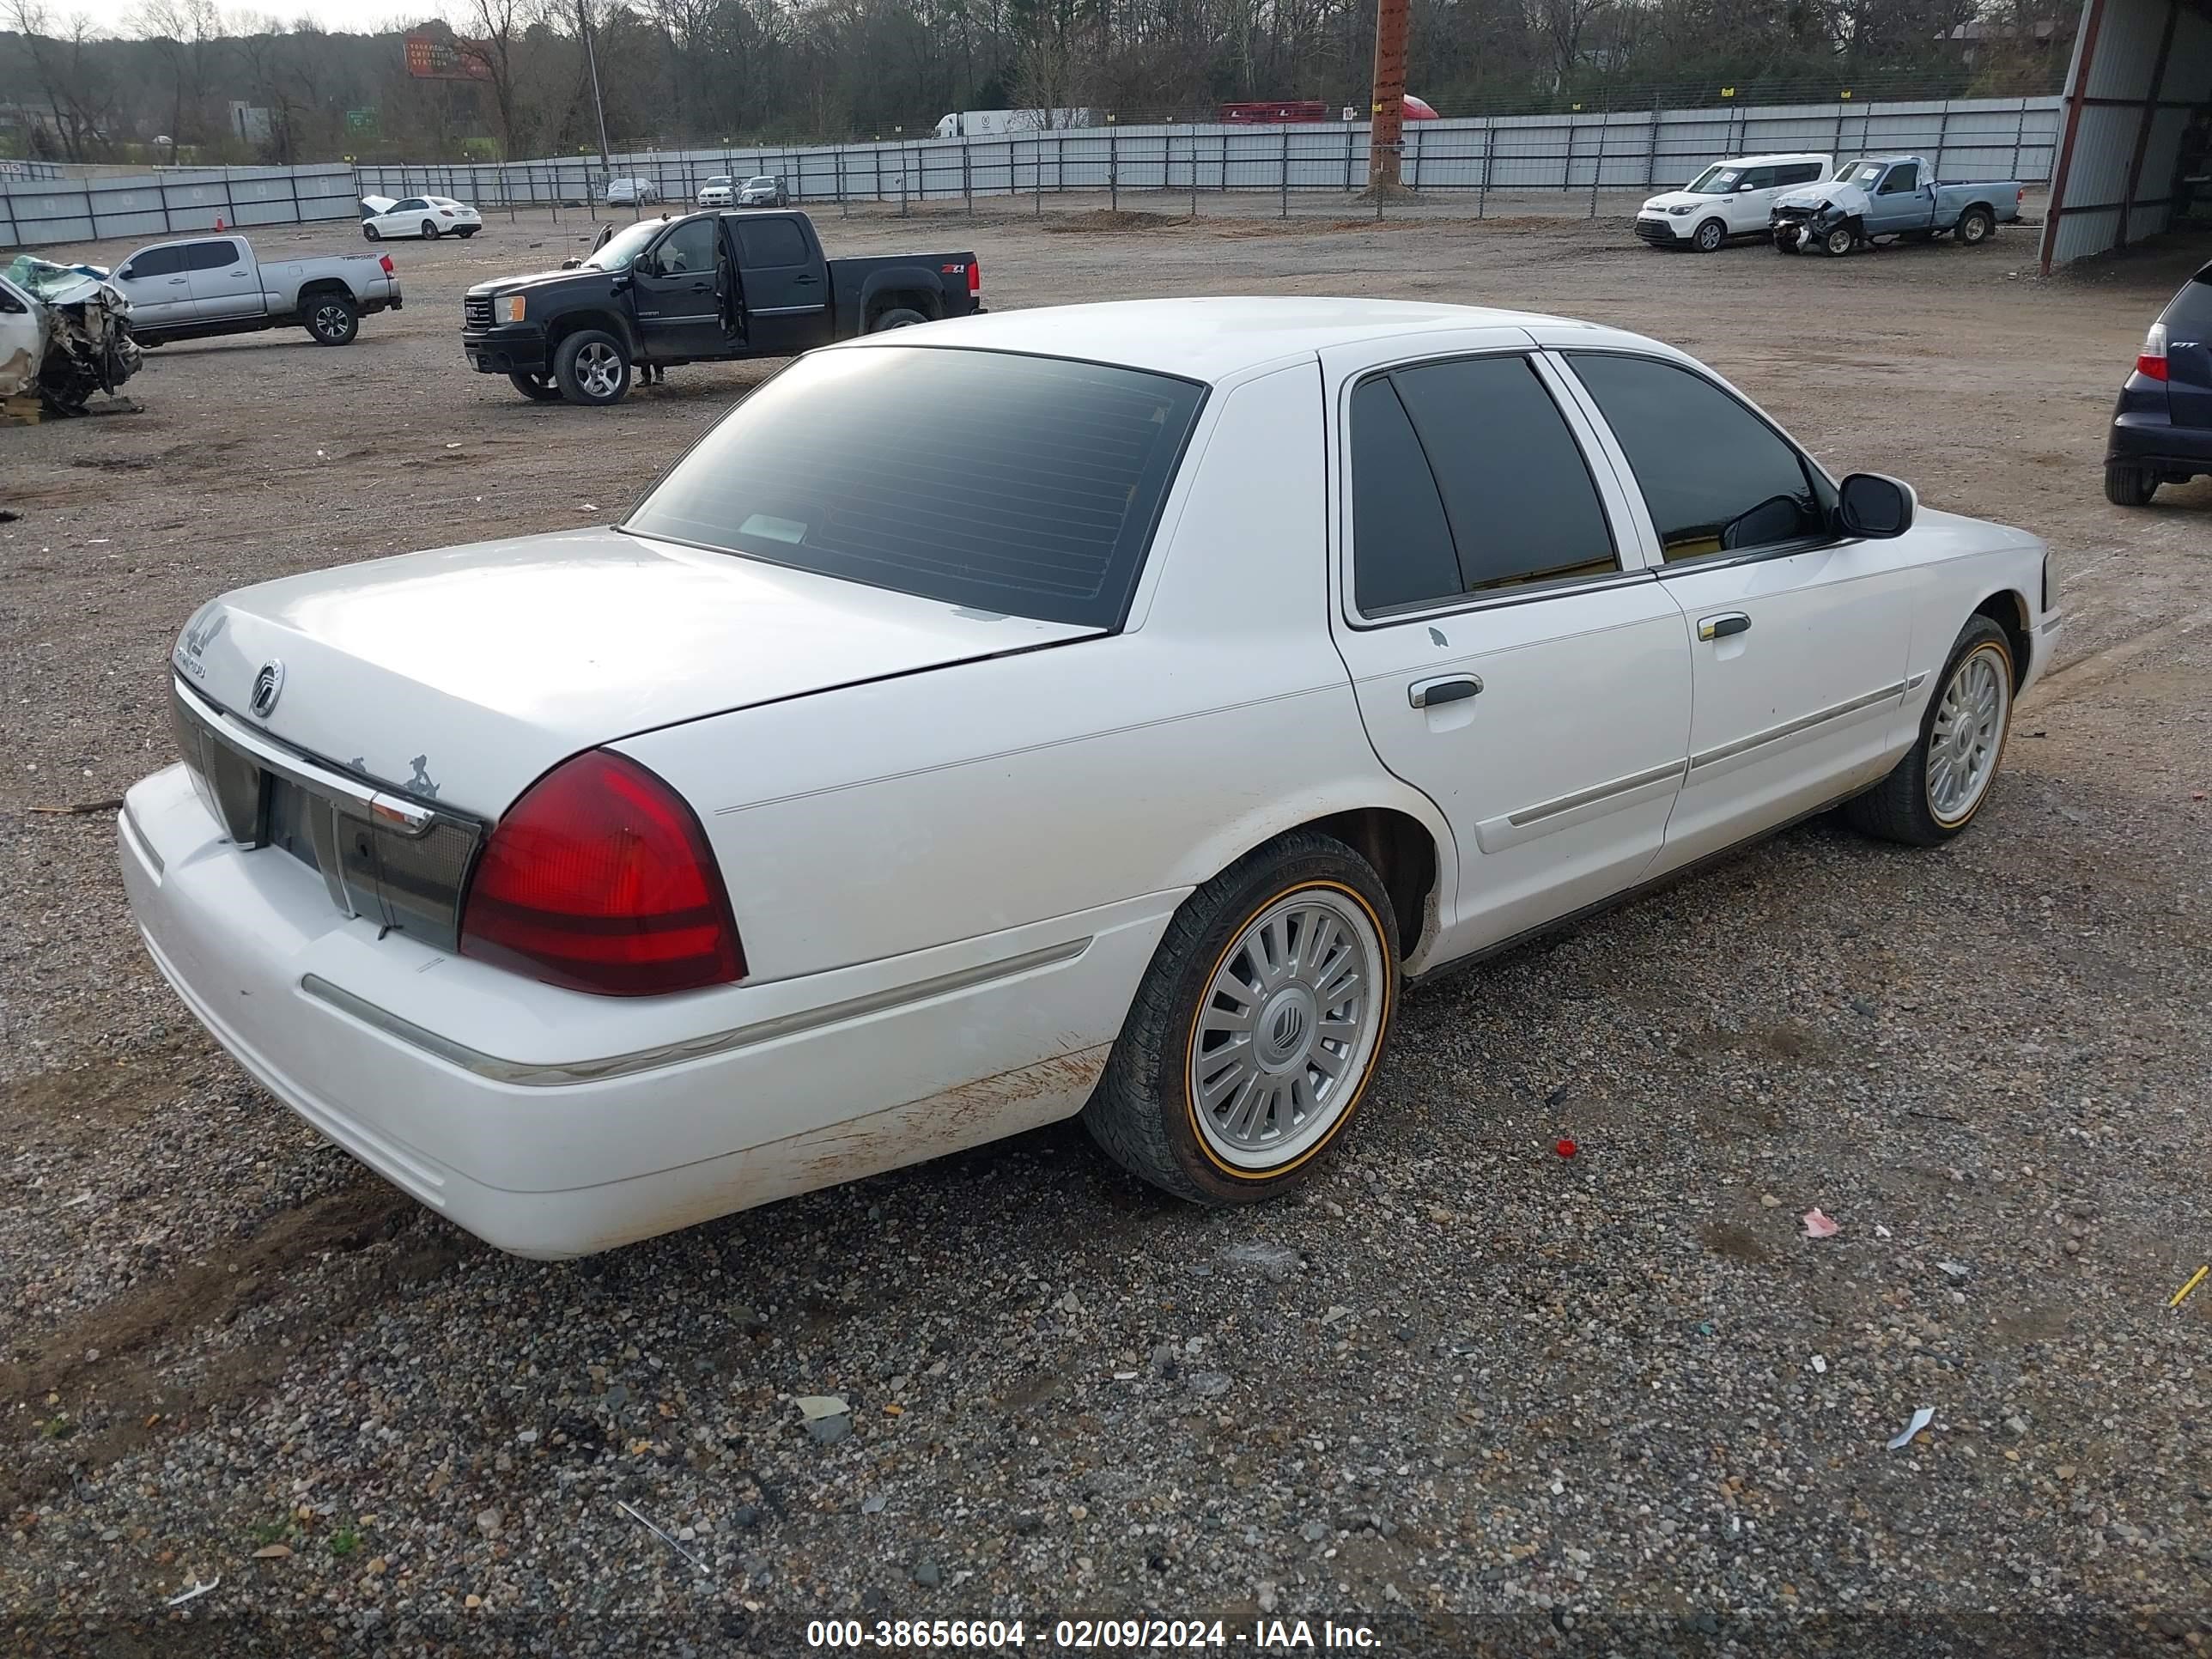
[459,210,982,406]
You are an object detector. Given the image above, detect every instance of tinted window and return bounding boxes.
[625,347,1205,628]
[393,198,425,213]
[124,245,185,279]
[2161,267,2212,330]
[1349,377,1459,614]
[735,218,808,267]
[1880,163,1917,193]
[648,218,718,276]
[184,240,240,271]
[1370,356,1616,601]
[1740,167,1775,191]
[1567,353,1831,561]
[1782,163,1824,186]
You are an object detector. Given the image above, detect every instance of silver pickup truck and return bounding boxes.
[106,233,402,348]
[1771,155,2025,256]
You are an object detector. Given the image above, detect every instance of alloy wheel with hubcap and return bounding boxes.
[1824,226,1855,256]
[1694,219,1726,252]
[307,298,356,345]
[1959,209,1993,245]
[422,219,440,240]
[1927,642,2009,826]
[1188,888,1386,1172]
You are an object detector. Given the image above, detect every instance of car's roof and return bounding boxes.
[853,297,1651,382]
[1713,152,1828,164]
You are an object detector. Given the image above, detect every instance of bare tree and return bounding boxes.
[453,0,529,156]
[137,0,222,161]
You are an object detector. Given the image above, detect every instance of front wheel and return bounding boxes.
[1082,830,1400,1205]
[508,370,562,403]
[1692,218,1727,253]
[363,224,381,241]
[305,294,358,346]
[553,329,630,406]
[2105,464,2159,506]
[1844,616,2014,846]
[1957,207,1995,246]
[1823,225,1856,257]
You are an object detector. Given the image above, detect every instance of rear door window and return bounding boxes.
[1349,355,1618,615]
[624,347,1205,628]
[183,240,242,271]
[2161,268,2212,330]
[735,217,809,268]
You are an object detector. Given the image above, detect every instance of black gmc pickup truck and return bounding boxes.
[460,209,983,406]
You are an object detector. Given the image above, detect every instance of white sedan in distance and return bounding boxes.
[122,298,2059,1259]
[696,175,736,206]
[362,194,482,240]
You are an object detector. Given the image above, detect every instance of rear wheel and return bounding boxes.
[508,370,562,403]
[1082,830,1399,1205]
[553,329,630,406]
[2104,464,2159,506]
[1845,616,2014,846]
[304,294,357,346]
[457,227,478,239]
[1692,217,1727,253]
[869,307,929,332]
[1957,207,1996,246]
[421,218,440,240]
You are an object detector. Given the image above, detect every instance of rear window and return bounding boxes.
[2163,267,2212,330]
[624,347,1206,628]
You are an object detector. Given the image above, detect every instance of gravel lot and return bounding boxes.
[3,204,2210,1656]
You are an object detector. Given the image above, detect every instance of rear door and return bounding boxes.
[1323,333,1693,961]
[732,215,832,354]
[2161,266,2212,431]
[184,238,260,319]
[113,243,192,326]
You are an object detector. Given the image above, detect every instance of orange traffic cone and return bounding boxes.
[214,216,226,231]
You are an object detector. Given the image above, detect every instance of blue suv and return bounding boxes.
[2106,258,2212,505]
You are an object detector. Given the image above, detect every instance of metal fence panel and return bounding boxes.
[1,162,359,251]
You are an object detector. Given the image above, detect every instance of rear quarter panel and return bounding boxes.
[616,360,1451,985]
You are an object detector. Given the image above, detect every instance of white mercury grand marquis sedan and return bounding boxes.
[121,298,2061,1258]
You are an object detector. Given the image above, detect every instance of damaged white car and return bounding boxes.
[0,256,142,414]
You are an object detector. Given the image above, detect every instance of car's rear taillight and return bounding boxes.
[380,253,395,276]
[2138,320,2170,381]
[459,750,744,996]
[969,259,981,299]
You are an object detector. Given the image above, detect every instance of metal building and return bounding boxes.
[2041,0,2212,269]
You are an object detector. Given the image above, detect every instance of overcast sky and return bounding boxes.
[72,0,437,34]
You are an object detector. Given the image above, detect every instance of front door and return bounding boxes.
[1866,161,1931,234]
[1323,337,1693,960]
[1726,165,1778,234]
[1548,346,1914,875]
[732,215,833,355]
[629,217,729,361]
[113,243,193,327]
[184,238,258,320]
[0,276,39,393]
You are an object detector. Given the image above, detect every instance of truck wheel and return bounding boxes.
[421,219,441,240]
[1692,218,1726,253]
[554,330,630,406]
[2104,464,2159,507]
[1957,207,1995,246]
[1822,226,1855,257]
[869,307,930,332]
[508,371,563,403]
[305,295,358,346]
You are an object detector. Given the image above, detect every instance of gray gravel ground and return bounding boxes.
[3,206,2210,1656]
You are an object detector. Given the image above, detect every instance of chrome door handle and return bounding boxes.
[1698,612,1751,641]
[1408,674,1482,709]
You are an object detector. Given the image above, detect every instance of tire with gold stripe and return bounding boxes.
[1083,830,1400,1204]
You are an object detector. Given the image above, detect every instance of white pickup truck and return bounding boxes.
[107,233,402,349]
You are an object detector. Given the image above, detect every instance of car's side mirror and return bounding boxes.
[560,257,581,270]
[1838,472,1916,538]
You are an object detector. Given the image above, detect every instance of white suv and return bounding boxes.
[1636,153,1832,252]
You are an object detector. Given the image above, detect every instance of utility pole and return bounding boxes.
[578,0,613,184]
[1365,0,1408,191]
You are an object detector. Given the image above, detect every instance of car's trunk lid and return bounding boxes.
[171,528,1101,817]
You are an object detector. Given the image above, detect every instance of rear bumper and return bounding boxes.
[462,323,550,374]
[2108,410,2212,477]
[120,763,1163,1258]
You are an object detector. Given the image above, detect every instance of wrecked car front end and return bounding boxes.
[1,256,143,415]
[1771,183,1868,255]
